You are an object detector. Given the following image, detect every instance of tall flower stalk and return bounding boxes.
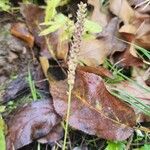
[63,2,87,150]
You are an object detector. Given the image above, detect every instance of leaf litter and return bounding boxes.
[0,0,150,149]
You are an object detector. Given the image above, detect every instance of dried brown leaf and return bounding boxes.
[88,0,109,27]
[39,56,50,78]
[78,66,113,78]
[113,80,150,101]
[11,22,34,48]
[50,70,136,140]
[38,124,63,144]
[109,0,135,24]
[78,39,108,66]
[20,4,69,60]
[119,18,150,49]
[6,99,61,150]
[113,47,143,68]
[79,17,126,66]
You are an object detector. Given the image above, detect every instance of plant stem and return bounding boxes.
[62,85,72,150]
[62,3,87,149]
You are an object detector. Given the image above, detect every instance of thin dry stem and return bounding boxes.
[63,2,87,150]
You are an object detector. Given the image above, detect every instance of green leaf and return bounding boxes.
[105,141,126,150]
[0,106,5,113]
[40,14,67,35]
[84,19,102,33]
[0,0,10,12]
[0,116,6,150]
[140,144,150,150]
[44,0,61,22]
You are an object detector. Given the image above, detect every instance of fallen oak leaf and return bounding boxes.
[50,70,136,140]
[6,99,61,150]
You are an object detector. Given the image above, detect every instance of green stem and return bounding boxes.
[62,85,72,150]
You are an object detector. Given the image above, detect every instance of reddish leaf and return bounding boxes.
[20,4,47,53]
[113,80,150,101]
[50,70,136,140]
[78,66,113,78]
[6,99,61,150]
[113,47,143,68]
[110,0,150,51]
[111,78,150,123]
[11,22,34,48]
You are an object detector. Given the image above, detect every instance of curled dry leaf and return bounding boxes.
[11,22,34,48]
[50,70,136,140]
[79,17,126,66]
[113,47,143,68]
[39,56,50,78]
[97,17,127,55]
[20,3,51,58]
[119,18,150,49]
[20,3,44,46]
[110,0,150,49]
[129,0,150,14]
[109,0,135,24]
[6,99,61,150]
[20,4,68,60]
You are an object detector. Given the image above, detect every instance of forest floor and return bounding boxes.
[0,0,150,150]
